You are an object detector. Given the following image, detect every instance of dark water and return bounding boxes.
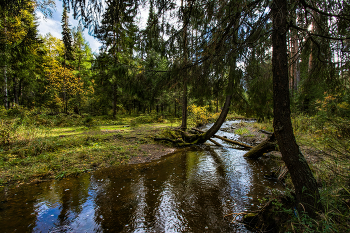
[0,121,282,232]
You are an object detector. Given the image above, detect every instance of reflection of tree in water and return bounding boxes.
[179,147,234,232]
[0,145,276,232]
[0,175,91,232]
[92,147,237,232]
[57,185,71,228]
[0,183,49,232]
[51,175,91,231]
[92,160,177,232]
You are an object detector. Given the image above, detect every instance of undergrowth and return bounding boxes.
[250,112,350,232]
[0,107,180,188]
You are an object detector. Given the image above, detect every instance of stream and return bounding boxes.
[0,121,283,232]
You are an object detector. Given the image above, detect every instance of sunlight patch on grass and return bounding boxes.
[0,117,171,186]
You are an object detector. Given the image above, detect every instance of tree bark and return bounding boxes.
[112,84,117,118]
[180,0,188,131]
[13,75,19,105]
[243,134,277,159]
[18,78,23,105]
[200,36,238,141]
[272,0,323,217]
[63,53,67,113]
[203,94,232,141]
[3,15,9,110]
[209,138,223,147]
[192,127,252,148]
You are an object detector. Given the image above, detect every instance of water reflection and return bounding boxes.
[0,121,282,232]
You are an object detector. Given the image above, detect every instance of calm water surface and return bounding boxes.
[0,121,282,232]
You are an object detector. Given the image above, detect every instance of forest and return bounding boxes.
[1,0,350,232]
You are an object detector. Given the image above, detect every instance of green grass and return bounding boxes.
[234,128,250,135]
[248,116,350,232]
[0,114,180,188]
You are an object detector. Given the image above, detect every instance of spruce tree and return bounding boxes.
[61,6,74,62]
[94,0,138,117]
[61,5,74,113]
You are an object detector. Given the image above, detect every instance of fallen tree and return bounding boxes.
[209,138,223,147]
[243,133,278,159]
[191,128,252,149]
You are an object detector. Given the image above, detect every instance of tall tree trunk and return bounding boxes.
[112,84,117,118]
[181,82,188,130]
[180,0,188,131]
[197,16,239,142]
[308,15,314,74]
[216,97,219,113]
[272,0,323,217]
[289,28,300,93]
[308,46,313,73]
[18,78,23,105]
[13,76,18,105]
[3,15,9,110]
[63,53,67,113]
[289,33,294,91]
[293,33,300,90]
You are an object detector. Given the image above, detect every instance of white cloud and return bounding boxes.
[36,11,62,39]
[36,0,101,53]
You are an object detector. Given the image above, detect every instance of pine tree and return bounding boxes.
[71,25,93,114]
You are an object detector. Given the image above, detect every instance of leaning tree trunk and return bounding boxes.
[272,0,323,217]
[202,94,232,141]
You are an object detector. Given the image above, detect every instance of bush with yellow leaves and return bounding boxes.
[187,104,220,127]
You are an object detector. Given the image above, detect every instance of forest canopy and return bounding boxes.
[1,0,349,120]
[0,0,348,120]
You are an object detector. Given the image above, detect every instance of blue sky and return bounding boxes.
[36,1,102,53]
[36,0,150,54]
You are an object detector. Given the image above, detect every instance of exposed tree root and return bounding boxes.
[153,128,206,147]
[154,127,254,149]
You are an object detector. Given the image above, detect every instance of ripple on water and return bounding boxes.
[0,121,283,232]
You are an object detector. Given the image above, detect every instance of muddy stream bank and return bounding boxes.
[0,120,283,232]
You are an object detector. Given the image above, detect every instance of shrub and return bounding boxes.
[0,120,16,146]
[6,106,23,116]
[187,104,211,127]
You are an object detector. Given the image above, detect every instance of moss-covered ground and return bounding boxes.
[0,114,179,188]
